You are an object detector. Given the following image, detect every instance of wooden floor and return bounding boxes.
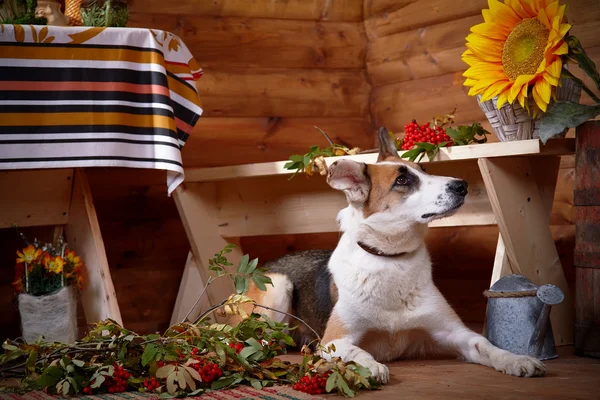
[281,347,600,399]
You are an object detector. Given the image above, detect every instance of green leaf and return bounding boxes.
[250,378,262,390]
[415,142,435,151]
[246,258,259,275]
[62,380,70,395]
[236,254,249,274]
[303,154,311,168]
[91,375,105,388]
[118,343,128,361]
[211,376,237,390]
[26,351,38,373]
[37,366,63,388]
[238,346,259,359]
[234,275,249,294]
[335,372,356,398]
[189,388,204,396]
[401,147,425,162]
[252,270,273,291]
[245,338,263,351]
[537,101,600,144]
[156,364,176,379]
[71,359,84,368]
[326,372,338,393]
[142,343,159,367]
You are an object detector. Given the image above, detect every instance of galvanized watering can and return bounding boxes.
[484,274,564,360]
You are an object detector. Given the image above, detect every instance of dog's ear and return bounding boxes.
[377,127,400,162]
[327,159,370,204]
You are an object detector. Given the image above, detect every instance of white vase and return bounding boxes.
[18,286,78,344]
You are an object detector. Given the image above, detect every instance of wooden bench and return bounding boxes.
[171,138,575,345]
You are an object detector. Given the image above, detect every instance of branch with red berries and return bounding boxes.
[0,245,380,398]
[397,110,490,162]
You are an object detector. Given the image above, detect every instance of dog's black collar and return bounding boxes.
[357,241,407,257]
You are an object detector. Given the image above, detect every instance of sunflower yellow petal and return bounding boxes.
[466,38,504,62]
[558,22,571,37]
[488,0,521,28]
[532,85,547,112]
[481,80,512,101]
[497,90,510,108]
[509,74,535,101]
[553,41,568,55]
[470,22,510,39]
[463,78,478,87]
[463,63,505,79]
[546,61,561,79]
[506,0,533,18]
[544,0,559,20]
[535,78,552,105]
[544,72,559,86]
[537,7,551,29]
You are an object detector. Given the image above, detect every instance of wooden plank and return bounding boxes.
[128,15,366,69]
[0,169,73,228]
[478,157,573,345]
[366,15,481,87]
[172,183,241,318]
[565,0,600,25]
[65,169,122,325]
[215,160,494,237]
[371,71,484,131]
[184,139,575,182]
[364,0,487,39]
[197,68,371,117]
[128,0,363,21]
[170,252,207,325]
[184,117,375,167]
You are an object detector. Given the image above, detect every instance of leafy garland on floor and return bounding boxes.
[0,245,380,398]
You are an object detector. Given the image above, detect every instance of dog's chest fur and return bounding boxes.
[330,236,433,328]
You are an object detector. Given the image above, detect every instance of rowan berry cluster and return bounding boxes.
[189,361,223,383]
[401,120,453,151]
[228,342,245,354]
[292,372,330,395]
[143,377,160,391]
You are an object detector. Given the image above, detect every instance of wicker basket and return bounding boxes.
[476,77,582,141]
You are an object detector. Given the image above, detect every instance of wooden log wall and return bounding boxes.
[1,0,596,339]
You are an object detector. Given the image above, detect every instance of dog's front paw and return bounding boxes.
[361,360,390,383]
[494,354,546,377]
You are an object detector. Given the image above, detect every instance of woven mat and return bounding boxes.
[0,386,324,400]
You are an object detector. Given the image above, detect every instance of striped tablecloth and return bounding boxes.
[0,25,203,194]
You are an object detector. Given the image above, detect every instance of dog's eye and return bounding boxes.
[395,175,409,186]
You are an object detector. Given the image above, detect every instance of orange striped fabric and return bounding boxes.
[0,24,204,194]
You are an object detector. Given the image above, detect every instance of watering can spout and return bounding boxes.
[528,284,564,358]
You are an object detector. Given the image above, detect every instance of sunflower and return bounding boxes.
[462,0,571,112]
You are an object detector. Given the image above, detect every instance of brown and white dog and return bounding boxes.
[245,128,545,382]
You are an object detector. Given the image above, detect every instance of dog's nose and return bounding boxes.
[448,179,468,196]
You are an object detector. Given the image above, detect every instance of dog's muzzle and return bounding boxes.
[447,179,468,197]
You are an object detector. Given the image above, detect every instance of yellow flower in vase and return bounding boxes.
[43,254,65,274]
[16,245,42,264]
[65,249,83,268]
[462,0,571,112]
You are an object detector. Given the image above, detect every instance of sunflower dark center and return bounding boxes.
[502,18,549,80]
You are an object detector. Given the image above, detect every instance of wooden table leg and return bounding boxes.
[65,169,122,325]
[172,182,241,323]
[479,156,573,345]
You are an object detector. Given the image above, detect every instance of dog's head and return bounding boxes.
[326,127,468,226]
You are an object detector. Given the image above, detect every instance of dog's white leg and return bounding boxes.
[431,321,546,377]
[320,310,390,383]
